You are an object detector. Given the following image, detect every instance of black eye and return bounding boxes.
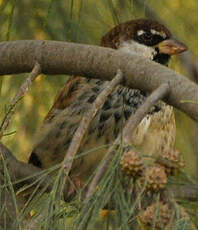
[142,32,152,40]
[136,32,153,45]
[136,32,164,46]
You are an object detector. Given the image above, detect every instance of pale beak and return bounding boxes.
[157,38,187,55]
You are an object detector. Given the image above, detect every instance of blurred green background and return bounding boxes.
[0,0,197,177]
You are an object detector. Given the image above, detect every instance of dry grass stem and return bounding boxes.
[0,62,41,139]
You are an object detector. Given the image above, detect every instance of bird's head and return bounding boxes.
[100,19,187,66]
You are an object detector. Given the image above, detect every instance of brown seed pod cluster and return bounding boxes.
[159,149,185,175]
[138,202,191,230]
[120,149,144,177]
[141,164,167,192]
[120,148,185,193]
[138,202,172,230]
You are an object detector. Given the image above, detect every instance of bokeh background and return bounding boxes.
[0,0,198,177]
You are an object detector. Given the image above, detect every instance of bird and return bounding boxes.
[28,19,187,182]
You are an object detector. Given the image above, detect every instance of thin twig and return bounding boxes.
[60,70,123,192]
[171,185,198,201]
[123,83,170,144]
[0,62,41,139]
[84,83,170,202]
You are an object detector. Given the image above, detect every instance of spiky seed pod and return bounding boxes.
[142,164,167,192]
[176,205,190,221]
[138,202,172,230]
[175,205,195,229]
[120,149,144,177]
[160,149,185,175]
[138,203,192,230]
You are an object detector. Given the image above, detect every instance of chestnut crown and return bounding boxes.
[100,19,187,66]
[100,19,171,49]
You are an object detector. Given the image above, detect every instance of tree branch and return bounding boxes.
[0,40,198,121]
[0,142,54,193]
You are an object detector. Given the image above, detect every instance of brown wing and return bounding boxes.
[29,76,87,168]
[29,75,175,181]
[44,76,84,123]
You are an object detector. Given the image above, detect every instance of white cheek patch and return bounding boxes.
[118,40,157,60]
[150,29,166,39]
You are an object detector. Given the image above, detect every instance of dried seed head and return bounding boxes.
[142,164,167,192]
[138,202,172,229]
[160,149,185,175]
[138,203,192,230]
[120,149,144,178]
